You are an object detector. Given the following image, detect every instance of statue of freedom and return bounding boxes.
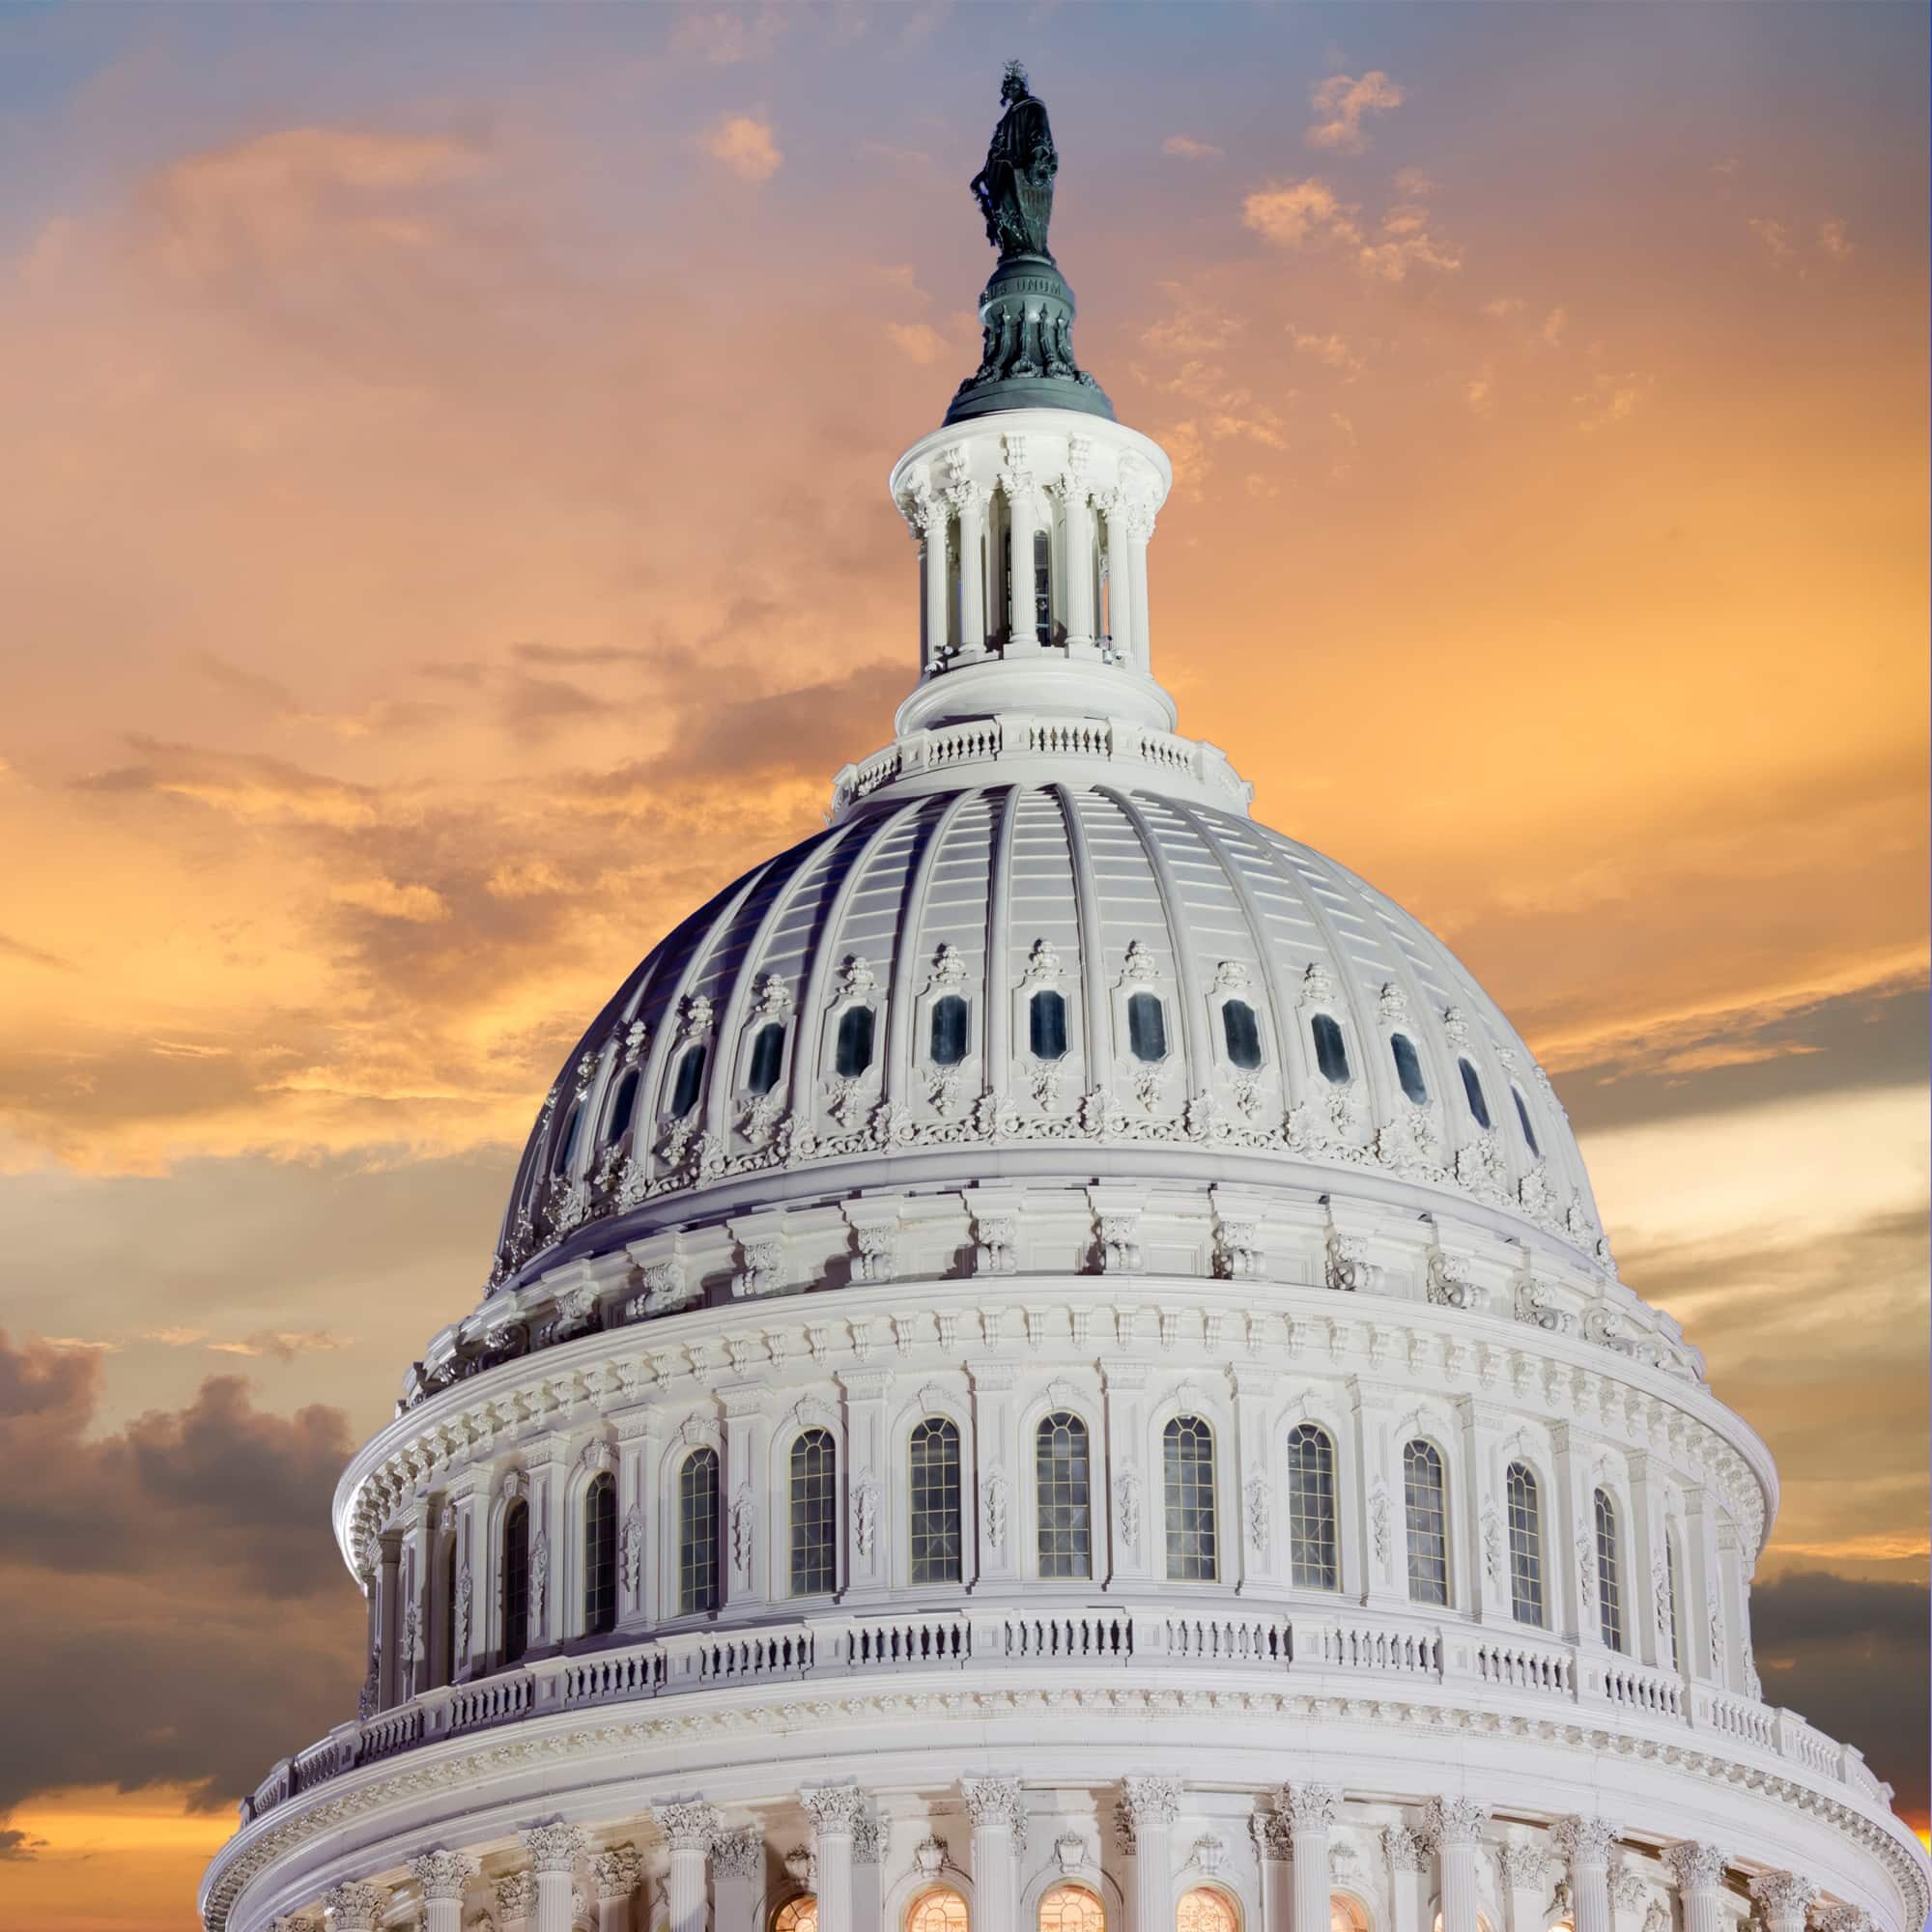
[969,61,1058,260]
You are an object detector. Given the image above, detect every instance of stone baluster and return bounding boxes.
[411,1852,474,1932]
[1250,1810,1293,1932]
[321,1882,389,1931]
[1101,495,1133,657]
[1748,1874,1819,1932]
[954,486,989,657]
[963,1777,1025,1932]
[1384,1825,1429,1932]
[853,1811,887,1932]
[525,1823,587,1932]
[1424,1799,1489,1932]
[1663,1846,1728,1932]
[804,1787,864,1932]
[1283,1783,1339,1932]
[712,1828,765,1932]
[655,1804,721,1932]
[1118,1776,1181,1932]
[497,1873,539,1932]
[593,1845,643,1932]
[1494,1843,1552,1932]
[1555,1819,1617,1932]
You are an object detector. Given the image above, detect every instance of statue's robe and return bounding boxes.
[973,94,1057,255]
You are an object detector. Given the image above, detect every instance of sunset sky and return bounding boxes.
[0,6,1925,1927]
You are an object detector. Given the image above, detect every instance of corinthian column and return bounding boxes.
[656,1804,721,1932]
[853,1811,887,1932]
[1662,1844,1726,1932]
[411,1852,474,1932]
[963,1778,1025,1932]
[1554,1819,1617,1932]
[1424,1799,1489,1932]
[593,1845,643,1932]
[919,497,951,671]
[497,1874,539,1932]
[1282,1784,1339,1932]
[1101,496,1133,658]
[804,1787,864,1932]
[1384,1826,1430,1932]
[712,1828,765,1932]
[1748,1873,1818,1932]
[321,1883,389,1931]
[1250,1811,1292,1932]
[525,1823,587,1932]
[1062,473,1095,655]
[954,486,989,657]
[1007,478,1040,651]
[1494,1844,1551,1932]
[1126,509,1153,669]
[1119,1776,1181,1932]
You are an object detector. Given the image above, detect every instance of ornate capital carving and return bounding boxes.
[1251,1812,1293,1862]
[1282,1782,1342,1833]
[593,1845,642,1902]
[1384,1825,1431,1873]
[657,1803,723,1853]
[320,1885,388,1932]
[410,1850,473,1902]
[1749,1874,1819,1920]
[962,1776,1027,1833]
[852,1810,888,1865]
[1609,1863,1649,1912]
[1664,1843,1728,1892]
[711,1827,765,1883]
[522,1822,586,1874]
[1116,1775,1181,1849]
[1555,1817,1619,1869]
[496,1871,539,1919]
[1495,1844,1550,1889]
[801,1786,865,1837]
[1812,1909,1874,1932]
[1423,1797,1489,1849]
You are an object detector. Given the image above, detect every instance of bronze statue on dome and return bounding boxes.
[970,61,1058,260]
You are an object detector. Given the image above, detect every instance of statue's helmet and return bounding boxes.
[1001,59,1030,104]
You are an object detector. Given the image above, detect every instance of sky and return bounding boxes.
[0,5,1924,1927]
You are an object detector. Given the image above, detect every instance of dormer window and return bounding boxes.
[1221,998,1263,1070]
[747,1023,785,1096]
[603,1068,639,1145]
[553,1103,582,1175]
[929,995,969,1066]
[669,1044,707,1118]
[1391,1033,1428,1105]
[835,1006,876,1077]
[1127,991,1167,1063]
[1459,1057,1492,1129]
[1512,1087,1541,1157]
[1311,1012,1350,1084]
[1030,988,1068,1060]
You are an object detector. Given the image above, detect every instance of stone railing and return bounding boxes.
[239,1602,1895,1828]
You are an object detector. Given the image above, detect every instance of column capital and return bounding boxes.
[1251,1812,1293,1863]
[1116,1776,1182,1847]
[1748,1875,1819,1918]
[593,1845,643,1902]
[1384,1825,1431,1874]
[524,1822,587,1874]
[1664,1844,1728,1892]
[410,1850,474,1902]
[712,1827,766,1884]
[801,1786,866,1836]
[1555,1818,1619,1869]
[1812,1909,1873,1932]
[657,1803,724,1853]
[1280,1782,1341,1833]
[321,1885,389,1932]
[497,1873,539,1921]
[962,1776,1027,1833]
[1423,1798,1489,1850]
[852,1812,888,1866]
[1495,1845,1549,1889]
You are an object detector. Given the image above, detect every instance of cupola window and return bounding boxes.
[908,1416,963,1584]
[1391,1034,1428,1105]
[1311,1013,1350,1084]
[788,1428,838,1597]
[669,1044,707,1118]
[1594,1488,1624,1652]
[604,1068,639,1145]
[501,1498,530,1663]
[679,1446,721,1615]
[1127,990,1168,1063]
[583,1470,616,1636]
[835,1006,876,1078]
[1221,998,1263,1069]
[553,1103,582,1176]
[1162,1415,1217,1580]
[1512,1087,1541,1157]
[1036,1409,1092,1579]
[1286,1423,1339,1590]
[1663,1536,1683,1673]
[1030,988,1068,1061]
[1459,1057,1492,1129]
[1505,1462,1544,1628]
[747,1023,785,1096]
[440,1536,458,1686]
[1402,1439,1449,1607]
[929,994,969,1067]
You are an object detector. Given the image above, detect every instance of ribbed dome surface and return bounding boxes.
[490,781,1606,1294]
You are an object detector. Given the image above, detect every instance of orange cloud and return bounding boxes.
[702,112,782,183]
[1305,71,1406,155]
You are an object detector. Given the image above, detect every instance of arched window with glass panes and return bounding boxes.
[1594,1488,1624,1652]
[582,1469,616,1636]
[907,1891,970,1932]
[501,1498,530,1663]
[1286,1423,1339,1589]
[1505,1462,1544,1628]
[773,1896,817,1932]
[1176,1889,1238,1932]
[1039,1887,1104,1932]
[1036,1410,1092,1579]
[1162,1415,1217,1580]
[1402,1439,1449,1606]
[908,1417,963,1583]
[679,1446,721,1614]
[789,1429,838,1597]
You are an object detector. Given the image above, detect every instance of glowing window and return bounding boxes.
[604,1068,639,1145]
[1039,1888,1104,1932]
[930,995,969,1067]
[1222,998,1263,1069]
[669,1044,706,1118]
[908,1890,970,1932]
[747,1023,785,1096]
[679,1446,721,1614]
[1127,991,1168,1063]
[1176,1890,1237,1932]
[1036,1410,1092,1580]
[789,1429,838,1597]
[1506,1462,1544,1628]
[1459,1057,1491,1129]
[1286,1423,1338,1590]
[583,1470,617,1636]
[1402,1440,1448,1607]
[1030,988,1068,1061]
[909,1417,963,1584]
[1391,1034,1428,1105]
[1594,1488,1624,1653]
[1330,1900,1369,1932]
[1312,1013,1350,1084]
[1163,1415,1217,1581]
[836,1006,876,1077]
[501,1498,529,1663]
[775,1898,818,1932]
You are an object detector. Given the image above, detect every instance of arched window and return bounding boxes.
[1663,1534,1683,1672]
[1459,1057,1491,1129]
[553,1103,582,1176]
[1330,1901,1369,1932]
[501,1498,530,1663]
[1511,1087,1541,1157]
[440,1536,458,1685]
[909,1417,963,1584]
[1039,1887,1105,1932]
[582,1470,617,1636]
[1222,998,1263,1070]
[930,995,969,1067]
[1402,1440,1449,1606]
[1594,1488,1624,1652]
[1176,1890,1238,1932]
[774,1899,818,1932]
[679,1446,721,1614]
[1036,1410,1092,1579]
[835,1006,876,1077]
[908,1889,971,1932]
[669,1043,707,1118]
[1391,1033,1428,1104]
[789,1428,838,1597]
[1030,987,1068,1060]
[604,1068,639,1145]
[747,1023,786,1096]
[1163,1415,1217,1580]
[1505,1463,1544,1628]
[1311,1013,1350,1084]
[1127,991,1168,1063]
[1286,1423,1339,1589]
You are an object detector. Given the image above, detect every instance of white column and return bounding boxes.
[1383,1827,1428,1932]
[1425,1800,1488,1932]
[1664,1846,1726,1932]
[657,1804,720,1932]
[1063,481,1096,655]
[594,1846,643,1932]
[1555,1819,1617,1932]
[1127,512,1152,669]
[922,500,952,670]
[412,1852,473,1932]
[399,1510,429,1702]
[955,486,989,657]
[1120,1776,1180,1932]
[321,1883,389,1932]
[1251,1813,1292,1932]
[1494,1844,1551,1932]
[1283,1784,1338,1932]
[525,1824,586,1932]
[964,1778,1024,1932]
[1747,1874,1817,1932]
[853,1812,886,1932]
[805,1787,863,1932]
[1102,497,1133,657]
[1008,483,1039,650]
[721,1386,773,1610]
[712,1828,764,1932]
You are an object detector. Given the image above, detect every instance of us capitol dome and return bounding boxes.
[203,65,1926,1932]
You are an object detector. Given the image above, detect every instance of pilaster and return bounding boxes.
[720,1385,774,1611]
[712,1827,765,1932]
[1282,1783,1339,1932]
[1100,1357,1151,1587]
[1230,1368,1278,1596]
[594,1845,643,1932]
[804,1786,864,1932]
[963,1776,1026,1932]
[1118,1776,1180,1932]
[839,1370,895,1601]
[969,1361,1021,1589]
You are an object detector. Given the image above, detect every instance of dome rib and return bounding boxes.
[982,785,1018,1086]
[1050,781,1115,1097]
[885,786,983,1119]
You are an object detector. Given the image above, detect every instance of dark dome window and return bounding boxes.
[1030,988,1067,1061]
[603,1068,639,1145]
[1513,1087,1542,1158]
[929,995,969,1067]
[1221,998,1263,1070]
[669,1043,707,1118]
[1391,1034,1428,1105]
[553,1102,582,1175]
[835,1006,876,1078]
[1311,1012,1350,1084]
[1460,1057,1492,1129]
[746,1023,785,1096]
[1127,991,1167,1063]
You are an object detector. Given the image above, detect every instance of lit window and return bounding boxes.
[679,1447,721,1614]
[1286,1423,1338,1590]
[908,1889,970,1932]
[1127,991,1167,1063]
[1176,1890,1237,1932]
[669,1044,706,1118]
[1036,1410,1092,1579]
[1594,1489,1624,1653]
[501,1498,530,1663]
[775,1899,818,1932]
[1222,999,1263,1070]
[789,1429,838,1596]
[1391,1034,1428,1104]
[747,1023,785,1096]
[1030,988,1068,1061]
[604,1068,639,1145]
[1459,1058,1491,1129]
[1663,1536,1682,1673]
[1312,1013,1350,1084]
[930,995,970,1067]
[836,1007,876,1078]
[1506,1463,1543,1628]
[553,1103,582,1176]
[1512,1087,1541,1157]
[1039,1887,1104,1932]
[1330,1900,1369,1932]
[583,1470,617,1635]
[909,1417,963,1584]
[1402,1440,1449,1607]
[1163,1415,1217,1580]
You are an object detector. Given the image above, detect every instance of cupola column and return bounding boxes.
[1283,1784,1338,1932]
[853,1812,886,1932]
[954,486,990,658]
[1062,468,1097,656]
[803,1787,864,1932]
[711,1828,764,1932]
[1126,509,1153,670]
[963,1777,1025,1932]
[1424,1799,1488,1932]
[1663,1845,1728,1932]
[1555,1818,1617,1932]
[411,1851,474,1932]
[1101,496,1134,658]
[1119,1776,1180,1932]
[658,1804,721,1932]
[920,500,951,672]
[593,1845,643,1932]
[524,1824,587,1932]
